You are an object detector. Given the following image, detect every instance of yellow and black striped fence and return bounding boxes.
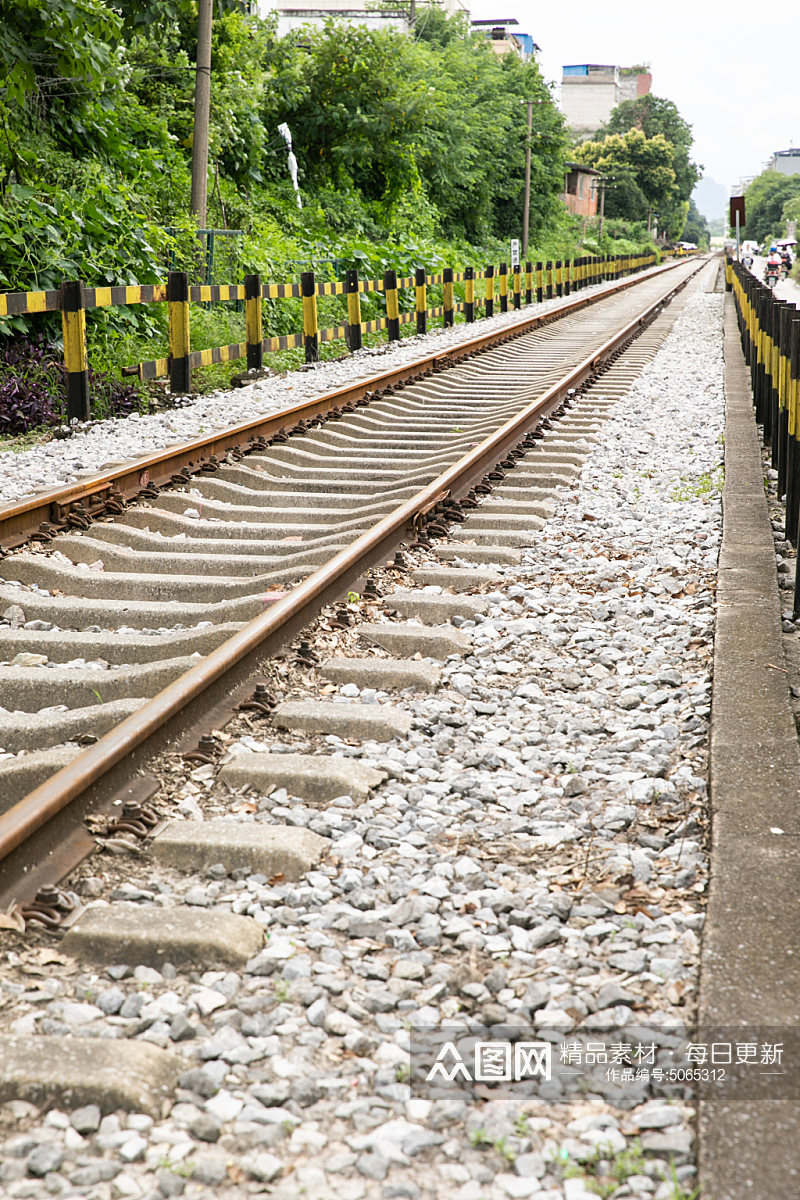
[0,251,657,421]
[728,256,800,612]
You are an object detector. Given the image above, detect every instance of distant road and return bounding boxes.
[748,255,800,304]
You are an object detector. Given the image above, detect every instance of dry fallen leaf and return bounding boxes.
[0,910,25,933]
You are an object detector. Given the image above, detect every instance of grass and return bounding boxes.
[559,1141,701,1200]
[87,293,483,398]
[0,426,55,452]
[670,464,724,501]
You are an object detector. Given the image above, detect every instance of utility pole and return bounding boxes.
[522,99,533,260]
[598,175,608,241]
[190,0,213,229]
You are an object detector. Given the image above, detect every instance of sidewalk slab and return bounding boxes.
[698,294,800,1200]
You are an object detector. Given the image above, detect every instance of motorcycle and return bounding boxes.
[742,253,754,269]
[764,264,781,289]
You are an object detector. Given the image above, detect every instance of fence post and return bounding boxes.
[301,270,319,363]
[485,264,494,317]
[525,261,532,305]
[546,260,553,300]
[564,259,571,297]
[786,316,800,548]
[464,266,474,323]
[443,267,454,327]
[498,263,508,313]
[60,279,90,421]
[555,259,563,298]
[779,304,791,492]
[513,265,521,310]
[346,269,362,352]
[763,294,776,447]
[167,270,191,394]
[244,273,263,371]
[536,261,543,303]
[385,269,400,341]
[415,267,427,335]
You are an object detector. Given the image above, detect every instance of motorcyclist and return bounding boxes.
[765,245,783,283]
[780,247,792,275]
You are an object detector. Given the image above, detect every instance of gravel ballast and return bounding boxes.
[0,278,725,1200]
[1,273,660,509]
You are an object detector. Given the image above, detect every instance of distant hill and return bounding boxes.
[692,176,729,221]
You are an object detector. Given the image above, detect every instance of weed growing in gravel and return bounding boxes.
[663,1162,702,1199]
[670,464,724,501]
[468,1128,492,1148]
[493,1136,516,1165]
[273,979,290,1003]
[562,1139,648,1197]
[560,1142,701,1200]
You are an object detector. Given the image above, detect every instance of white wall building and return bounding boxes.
[767,149,800,177]
[560,64,652,136]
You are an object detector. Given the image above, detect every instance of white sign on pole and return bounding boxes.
[510,239,521,269]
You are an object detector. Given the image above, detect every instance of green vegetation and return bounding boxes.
[559,1140,699,1200]
[562,1139,649,1198]
[0,0,673,431]
[741,170,800,245]
[0,1,570,311]
[670,464,724,501]
[574,93,702,240]
[680,199,710,249]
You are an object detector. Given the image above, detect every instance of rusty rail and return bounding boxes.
[0,256,706,898]
[0,258,688,554]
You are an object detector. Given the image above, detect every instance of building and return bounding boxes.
[257,0,468,38]
[560,63,652,135]
[767,149,800,177]
[471,19,540,61]
[563,163,599,217]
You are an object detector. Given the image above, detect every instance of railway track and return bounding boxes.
[0,255,728,1200]
[0,256,705,910]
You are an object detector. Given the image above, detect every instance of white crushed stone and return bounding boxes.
[0,281,724,1200]
[0,275,648,508]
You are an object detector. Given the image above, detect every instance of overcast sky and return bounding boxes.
[469,0,798,213]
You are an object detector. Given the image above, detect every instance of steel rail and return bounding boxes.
[0,259,691,553]
[0,256,705,887]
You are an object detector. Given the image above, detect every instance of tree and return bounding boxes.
[573,129,677,232]
[743,171,800,244]
[680,198,709,248]
[602,95,700,197]
[260,21,568,242]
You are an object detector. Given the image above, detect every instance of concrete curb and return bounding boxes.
[698,295,800,1199]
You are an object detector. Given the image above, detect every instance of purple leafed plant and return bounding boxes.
[0,337,140,436]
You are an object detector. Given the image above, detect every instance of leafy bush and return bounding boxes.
[0,337,141,435]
